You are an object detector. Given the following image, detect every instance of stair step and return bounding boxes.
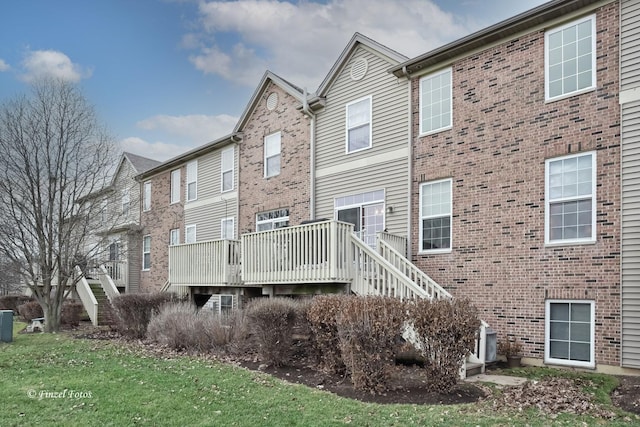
[465,362,483,377]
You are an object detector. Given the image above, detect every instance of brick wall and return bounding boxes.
[238,81,311,233]
[140,167,185,292]
[411,3,621,366]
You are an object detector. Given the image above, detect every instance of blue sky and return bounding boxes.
[0,0,548,161]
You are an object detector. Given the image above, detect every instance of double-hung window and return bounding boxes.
[545,152,596,245]
[545,15,596,101]
[185,225,196,244]
[545,300,595,368]
[170,169,181,204]
[186,161,197,201]
[142,235,151,270]
[143,181,151,211]
[345,96,372,153]
[122,192,130,215]
[264,132,281,178]
[221,147,234,192]
[169,228,180,246]
[221,217,234,239]
[420,68,452,135]
[419,179,452,252]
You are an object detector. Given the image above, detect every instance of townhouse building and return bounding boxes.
[137,135,237,298]
[78,152,160,293]
[390,0,626,372]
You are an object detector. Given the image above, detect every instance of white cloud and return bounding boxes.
[20,50,91,83]
[188,0,468,89]
[0,59,9,72]
[120,137,190,162]
[186,0,547,91]
[136,113,237,145]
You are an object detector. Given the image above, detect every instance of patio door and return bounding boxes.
[335,191,385,247]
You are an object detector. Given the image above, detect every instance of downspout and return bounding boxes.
[401,65,413,259]
[302,89,316,220]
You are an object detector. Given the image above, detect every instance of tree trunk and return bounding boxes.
[43,301,62,332]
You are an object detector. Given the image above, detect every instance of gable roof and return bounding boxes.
[390,0,608,78]
[315,32,408,98]
[234,70,305,133]
[137,134,235,180]
[123,152,162,174]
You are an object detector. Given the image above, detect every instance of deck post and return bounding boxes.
[330,220,338,280]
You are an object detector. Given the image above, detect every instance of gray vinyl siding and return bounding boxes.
[315,45,409,232]
[622,0,640,91]
[315,46,409,169]
[621,0,640,369]
[127,232,141,293]
[622,100,640,368]
[315,157,409,237]
[184,144,239,242]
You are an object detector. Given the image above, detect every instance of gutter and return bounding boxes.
[302,88,317,220]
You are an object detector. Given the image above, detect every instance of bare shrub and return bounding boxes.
[60,301,83,327]
[336,296,406,394]
[408,298,480,393]
[18,300,44,321]
[245,297,297,367]
[112,293,176,339]
[0,295,33,314]
[306,294,346,374]
[147,302,206,351]
[206,309,250,355]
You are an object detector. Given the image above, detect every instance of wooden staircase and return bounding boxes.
[87,279,117,326]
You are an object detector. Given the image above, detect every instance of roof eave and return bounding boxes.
[391,0,605,78]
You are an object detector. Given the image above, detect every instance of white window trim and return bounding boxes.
[264,132,281,178]
[170,169,181,204]
[419,68,452,136]
[545,299,595,369]
[221,147,234,193]
[169,228,180,246]
[186,160,198,202]
[185,224,197,244]
[221,217,235,240]
[418,178,453,254]
[544,14,597,102]
[142,235,151,271]
[143,181,151,212]
[544,151,596,246]
[345,95,372,154]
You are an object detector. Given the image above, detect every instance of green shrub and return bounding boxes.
[112,293,176,339]
[246,297,297,367]
[17,300,43,321]
[0,295,33,314]
[336,296,406,394]
[408,298,480,393]
[306,294,346,374]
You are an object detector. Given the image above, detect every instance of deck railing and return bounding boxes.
[98,265,120,302]
[242,220,353,285]
[169,239,241,286]
[103,260,128,287]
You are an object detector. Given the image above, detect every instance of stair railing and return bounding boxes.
[98,265,120,303]
[377,239,452,300]
[74,266,98,326]
[350,234,429,300]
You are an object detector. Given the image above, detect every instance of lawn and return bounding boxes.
[0,325,635,426]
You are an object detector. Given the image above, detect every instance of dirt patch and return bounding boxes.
[612,375,640,415]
